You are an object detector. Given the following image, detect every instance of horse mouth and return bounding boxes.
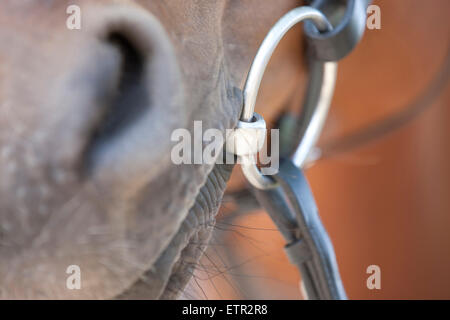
[117,162,234,299]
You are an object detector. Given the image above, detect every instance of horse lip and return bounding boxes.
[117,161,234,299]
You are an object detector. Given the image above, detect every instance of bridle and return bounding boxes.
[227,0,371,300]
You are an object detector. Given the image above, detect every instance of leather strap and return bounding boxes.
[253,159,347,300]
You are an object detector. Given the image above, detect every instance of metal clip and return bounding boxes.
[304,0,371,61]
[225,113,266,157]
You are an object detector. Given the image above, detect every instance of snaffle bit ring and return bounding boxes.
[238,6,338,190]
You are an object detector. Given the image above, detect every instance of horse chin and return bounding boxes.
[117,162,234,299]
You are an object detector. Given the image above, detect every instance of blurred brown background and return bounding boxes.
[184,0,450,299]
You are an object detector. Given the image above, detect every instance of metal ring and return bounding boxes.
[241,7,333,122]
[239,6,338,190]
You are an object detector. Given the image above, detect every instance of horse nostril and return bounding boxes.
[75,4,184,188]
[98,32,149,140]
[83,31,150,174]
